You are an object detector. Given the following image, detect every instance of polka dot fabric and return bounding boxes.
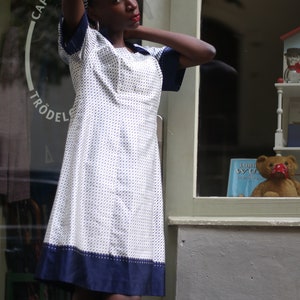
[36,13,185,297]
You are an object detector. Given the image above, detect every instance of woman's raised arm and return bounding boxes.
[62,0,85,36]
[126,26,216,69]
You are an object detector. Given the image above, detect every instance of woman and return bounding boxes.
[36,0,215,299]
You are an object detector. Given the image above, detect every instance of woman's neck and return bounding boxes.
[106,30,125,48]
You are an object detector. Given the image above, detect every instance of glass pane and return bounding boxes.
[0,0,74,298]
[0,1,144,298]
[197,0,300,196]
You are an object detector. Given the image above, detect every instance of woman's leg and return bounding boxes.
[72,287,141,300]
[103,294,141,300]
[72,287,105,300]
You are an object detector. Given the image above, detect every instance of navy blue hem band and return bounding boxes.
[36,243,165,296]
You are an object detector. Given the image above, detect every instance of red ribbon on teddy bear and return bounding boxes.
[270,163,288,179]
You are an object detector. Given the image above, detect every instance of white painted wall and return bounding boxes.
[176,225,300,300]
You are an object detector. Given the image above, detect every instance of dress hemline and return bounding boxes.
[35,243,165,297]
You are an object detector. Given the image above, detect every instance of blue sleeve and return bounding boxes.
[159,47,186,91]
[59,13,89,55]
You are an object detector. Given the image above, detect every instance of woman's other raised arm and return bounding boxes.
[62,0,85,36]
[126,26,216,69]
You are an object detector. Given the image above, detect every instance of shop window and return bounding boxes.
[197,0,300,196]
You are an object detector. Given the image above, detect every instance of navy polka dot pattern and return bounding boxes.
[35,14,181,297]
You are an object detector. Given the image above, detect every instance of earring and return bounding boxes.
[96,21,100,31]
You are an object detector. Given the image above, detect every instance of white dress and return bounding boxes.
[36,12,185,296]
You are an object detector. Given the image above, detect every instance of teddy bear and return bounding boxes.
[251,155,300,197]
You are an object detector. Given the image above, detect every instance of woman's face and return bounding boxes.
[88,0,140,32]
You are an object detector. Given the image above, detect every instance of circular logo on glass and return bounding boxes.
[25,0,74,123]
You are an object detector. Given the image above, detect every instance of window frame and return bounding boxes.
[143,0,300,220]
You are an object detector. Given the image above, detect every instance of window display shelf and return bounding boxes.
[275,83,300,96]
[274,82,300,153]
[273,146,300,156]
